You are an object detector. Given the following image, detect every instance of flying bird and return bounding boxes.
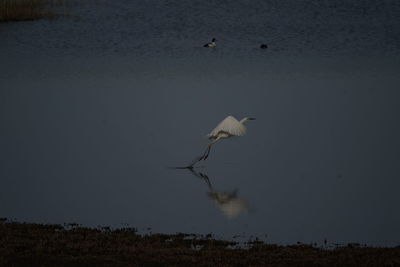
[204,38,217,48]
[188,115,255,167]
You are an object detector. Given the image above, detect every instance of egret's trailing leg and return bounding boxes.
[200,144,210,160]
[204,144,212,160]
[202,138,220,160]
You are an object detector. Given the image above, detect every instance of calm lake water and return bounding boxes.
[1,0,400,246]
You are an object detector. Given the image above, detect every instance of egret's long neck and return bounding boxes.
[239,117,249,124]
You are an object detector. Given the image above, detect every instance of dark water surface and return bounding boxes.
[1,0,400,246]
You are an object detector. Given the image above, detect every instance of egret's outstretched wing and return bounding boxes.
[208,116,246,138]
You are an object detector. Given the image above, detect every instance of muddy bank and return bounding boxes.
[0,219,399,266]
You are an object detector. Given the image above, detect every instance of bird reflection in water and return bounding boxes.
[187,168,251,219]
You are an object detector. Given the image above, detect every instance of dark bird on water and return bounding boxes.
[260,44,268,49]
[204,38,217,48]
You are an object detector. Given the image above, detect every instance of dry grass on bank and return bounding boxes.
[1,219,400,266]
[0,0,56,22]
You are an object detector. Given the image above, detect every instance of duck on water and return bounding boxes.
[204,38,217,48]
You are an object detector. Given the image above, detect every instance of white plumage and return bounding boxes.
[188,115,255,167]
[208,115,247,138]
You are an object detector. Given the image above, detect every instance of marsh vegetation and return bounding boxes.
[1,220,399,266]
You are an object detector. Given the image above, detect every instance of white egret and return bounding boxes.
[188,115,255,167]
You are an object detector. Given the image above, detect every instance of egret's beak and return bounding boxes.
[249,118,256,120]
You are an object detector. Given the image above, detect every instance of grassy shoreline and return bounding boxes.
[1,219,399,266]
[0,0,56,22]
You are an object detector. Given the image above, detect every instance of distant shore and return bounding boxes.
[0,0,58,22]
[1,219,399,266]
